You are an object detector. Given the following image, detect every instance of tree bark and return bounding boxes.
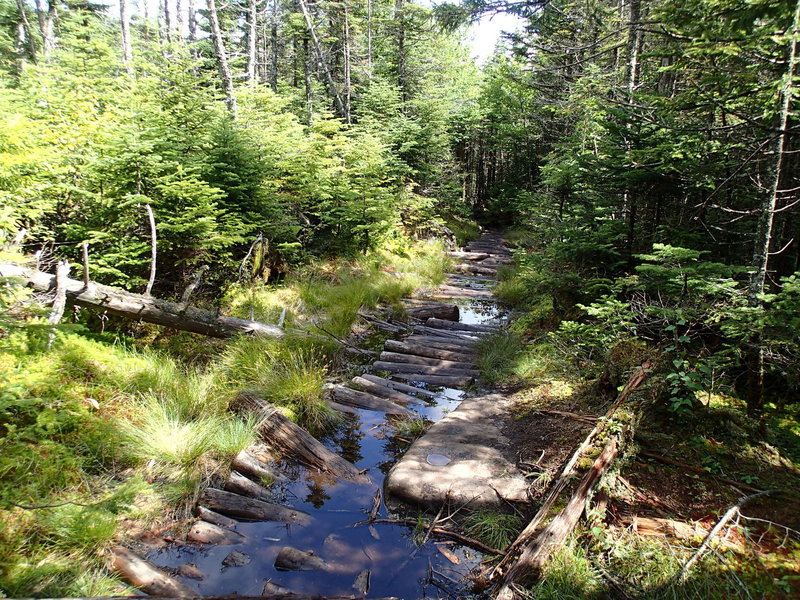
[119,0,133,75]
[746,0,800,417]
[109,547,195,597]
[329,385,414,416]
[207,0,238,115]
[15,0,37,61]
[298,0,345,118]
[247,0,258,86]
[1,263,285,338]
[187,0,197,41]
[199,488,311,524]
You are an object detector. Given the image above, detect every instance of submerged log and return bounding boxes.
[234,394,370,484]
[384,340,475,362]
[379,351,475,371]
[373,361,479,377]
[109,546,195,597]
[231,449,283,483]
[392,372,474,387]
[194,505,238,529]
[329,385,414,416]
[0,263,284,339]
[426,317,498,333]
[360,374,438,398]
[274,546,331,572]
[351,376,425,404]
[187,520,247,545]
[200,488,311,524]
[224,470,273,500]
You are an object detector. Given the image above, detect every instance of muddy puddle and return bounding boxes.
[149,298,504,598]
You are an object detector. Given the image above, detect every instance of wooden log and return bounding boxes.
[621,516,704,540]
[200,488,311,524]
[231,449,283,483]
[109,546,195,597]
[201,488,310,524]
[384,340,475,362]
[39,595,400,600]
[425,317,498,333]
[327,399,363,415]
[194,505,238,529]
[412,325,480,341]
[329,385,414,416]
[447,251,490,261]
[0,263,284,339]
[491,363,653,586]
[224,470,273,500]
[445,273,495,282]
[392,372,474,387]
[379,351,475,371]
[425,284,495,298]
[351,376,425,404]
[372,361,479,378]
[494,438,620,598]
[402,302,459,321]
[274,546,331,571]
[234,394,370,485]
[360,374,438,398]
[186,520,247,545]
[403,335,478,351]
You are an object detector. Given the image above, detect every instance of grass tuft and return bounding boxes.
[464,509,523,551]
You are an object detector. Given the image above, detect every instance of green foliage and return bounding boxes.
[464,510,523,551]
[475,329,525,384]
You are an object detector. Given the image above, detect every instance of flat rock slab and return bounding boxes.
[385,393,529,509]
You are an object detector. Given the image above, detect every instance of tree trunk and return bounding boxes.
[247,0,258,86]
[207,0,238,115]
[1,263,285,338]
[175,0,184,39]
[342,2,351,123]
[188,0,197,41]
[119,0,133,75]
[297,0,345,118]
[746,0,800,417]
[15,0,37,61]
[162,0,171,42]
[395,0,407,102]
[268,0,279,91]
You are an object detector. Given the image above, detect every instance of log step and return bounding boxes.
[360,373,438,398]
[329,385,414,416]
[401,300,459,321]
[384,339,476,362]
[234,395,370,485]
[392,372,474,387]
[231,449,283,483]
[426,317,498,333]
[224,470,273,501]
[109,546,196,597]
[187,520,247,545]
[379,351,475,371]
[200,488,311,524]
[372,361,480,378]
[449,264,498,277]
[404,334,478,350]
[447,251,490,261]
[412,325,480,340]
[351,375,426,404]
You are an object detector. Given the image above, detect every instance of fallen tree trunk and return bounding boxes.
[351,376,425,404]
[392,372,474,387]
[1,263,284,339]
[494,438,620,599]
[491,362,652,587]
[384,339,475,362]
[372,361,480,378]
[423,283,495,298]
[234,395,370,484]
[109,546,195,597]
[329,385,414,416]
[200,488,311,524]
[379,351,475,371]
[426,317,498,333]
[360,374,438,398]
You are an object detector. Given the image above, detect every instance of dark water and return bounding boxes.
[149,299,504,598]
